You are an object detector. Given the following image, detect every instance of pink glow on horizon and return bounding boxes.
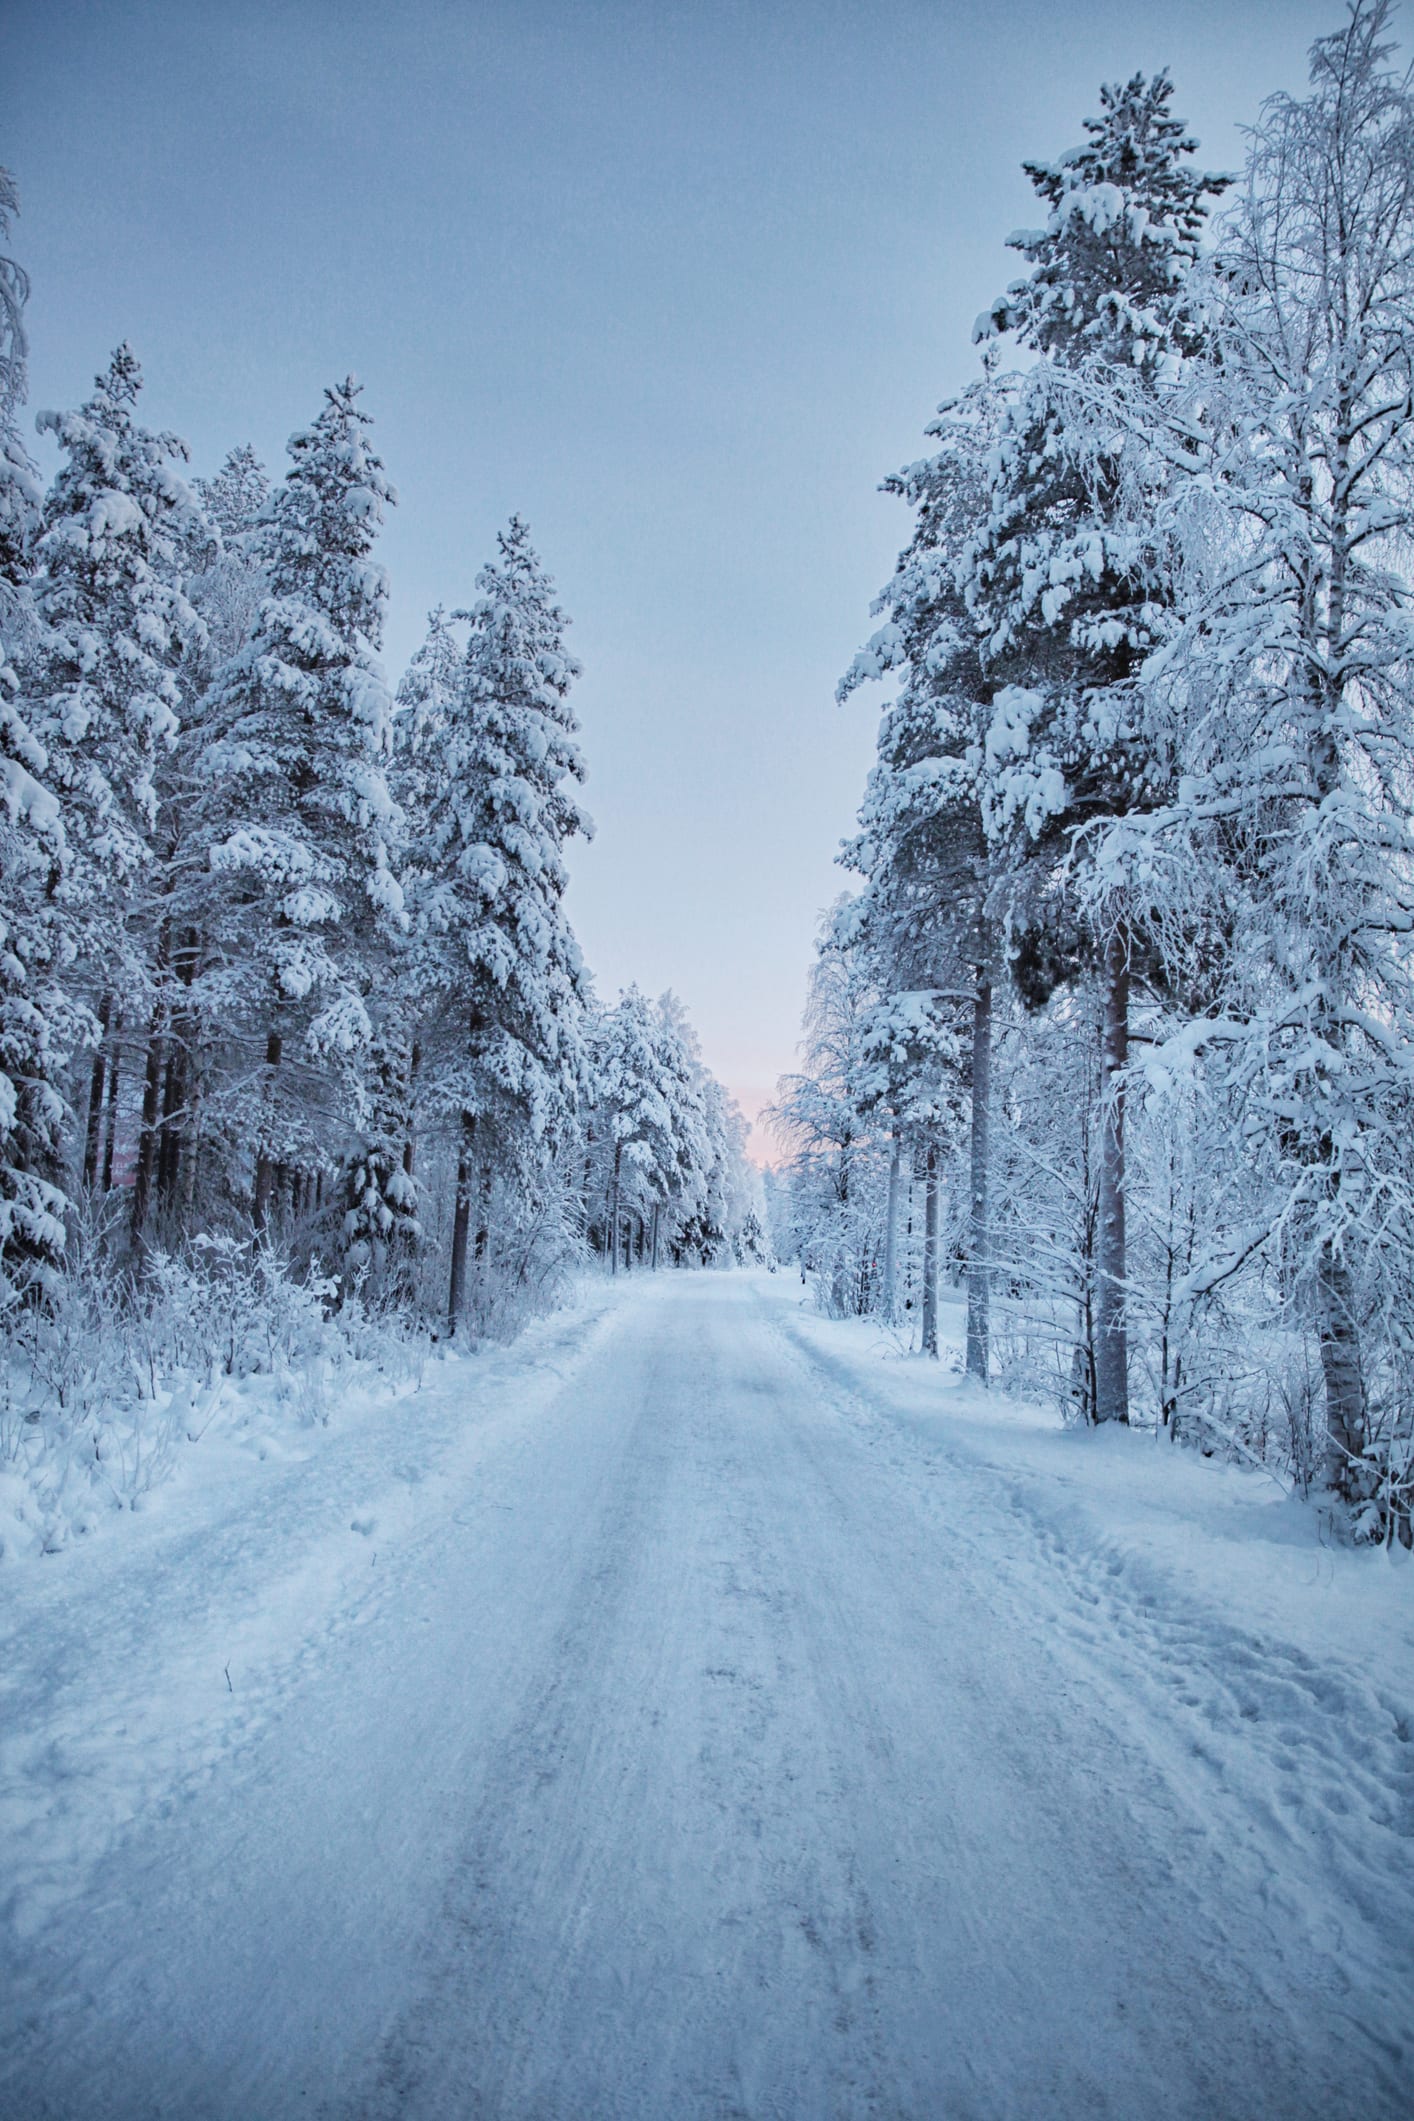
[730,1085,781,1169]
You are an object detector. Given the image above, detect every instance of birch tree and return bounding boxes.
[1135,1,1414,1516]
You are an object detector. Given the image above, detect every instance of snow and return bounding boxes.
[85,488,143,542]
[1,1269,1411,2116]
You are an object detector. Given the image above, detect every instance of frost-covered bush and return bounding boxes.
[0,1223,432,1556]
[407,1145,588,1346]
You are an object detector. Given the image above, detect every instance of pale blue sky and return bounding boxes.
[4,0,1336,1137]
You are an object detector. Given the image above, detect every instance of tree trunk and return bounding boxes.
[1318,1239,1365,1497]
[882,1133,901,1323]
[101,1016,122,1192]
[155,1047,182,1215]
[966,973,992,1384]
[472,1160,493,1321]
[253,1028,283,1232]
[129,1012,165,1246]
[83,994,112,1190]
[650,1201,660,1272]
[474,1162,492,1262]
[609,1142,622,1278]
[581,1125,595,1243]
[1094,929,1129,1425]
[156,930,200,1227]
[402,1039,421,1192]
[903,1173,915,1316]
[921,1139,940,1360]
[447,1110,476,1334]
[179,1067,201,1224]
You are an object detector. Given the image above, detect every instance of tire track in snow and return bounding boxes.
[5,1276,1407,2117]
[359,1291,902,2119]
[354,1277,1393,2119]
[765,1287,1414,2098]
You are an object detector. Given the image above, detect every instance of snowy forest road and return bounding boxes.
[3,1272,1411,2119]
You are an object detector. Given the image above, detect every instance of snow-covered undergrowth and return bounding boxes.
[781,1279,1414,1684]
[0,1236,436,1564]
[0,1267,637,1945]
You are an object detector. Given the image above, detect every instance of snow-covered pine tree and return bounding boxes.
[1136,1,1414,1520]
[646,992,714,1263]
[25,345,206,1256]
[28,347,203,948]
[190,445,271,666]
[329,607,468,1300]
[855,980,966,1355]
[841,379,1003,1367]
[768,902,889,1317]
[196,444,270,546]
[967,74,1228,1422]
[189,379,404,1231]
[340,1020,420,1299]
[589,986,686,1275]
[691,1072,754,1267]
[0,169,73,1304]
[395,604,462,770]
[122,446,275,1240]
[409,519,590,1332]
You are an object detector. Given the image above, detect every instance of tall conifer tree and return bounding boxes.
[967,74,1228,1422]
[190,379,404,1227]
[0,171,72,1301]
[410,520,589,1330]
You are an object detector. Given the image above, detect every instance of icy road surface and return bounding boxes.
[2,1272,1412,2117]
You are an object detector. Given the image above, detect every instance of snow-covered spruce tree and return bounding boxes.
[693,1071,757,1266]
[196,443,270,546]
[409,519,589,1333]
[188,379,404,1233]
[331,607,468,1304]
[580,988,750,1273]
[588,987,687,1274]
[768,902,890,1318]
[135,447,275,1237]
[395,604,462,777]
[647,990,736,1265]
[189,445,271,667]
[966,75,1228,1423]
[840,379,1004,1368]
[854,972,966,1357]
[26,346,205,1259]
[28,348,202,955]
[339,1019,420,1299]
[1133,2,1414,1521]
[0,169,73,1304]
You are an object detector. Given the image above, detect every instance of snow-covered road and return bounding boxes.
[3,1272,1411,2117]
